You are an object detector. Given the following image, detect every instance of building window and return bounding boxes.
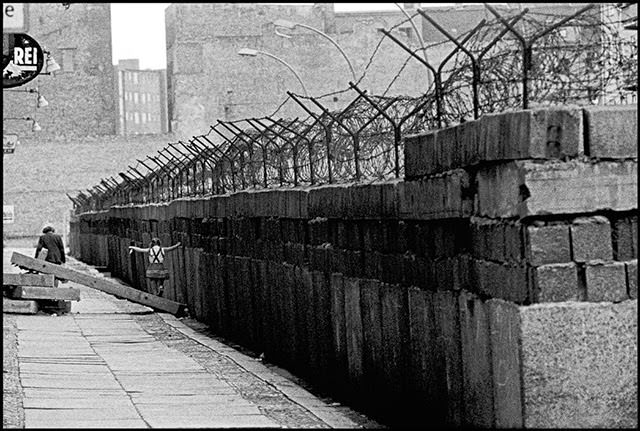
[132,72,139,84]
[133,92,138,104]
[141,93,145,104]
[134,112,139,124]
[60,48,76,72]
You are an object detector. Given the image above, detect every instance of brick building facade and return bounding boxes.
[2,3,116,138]
[164,3,430,137]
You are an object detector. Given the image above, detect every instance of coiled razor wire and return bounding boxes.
[74,4,637,212]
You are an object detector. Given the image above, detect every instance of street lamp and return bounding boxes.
[4,116,42,132]
[238,48,309,96]
[273,18,357,82]
[393,3,431,88]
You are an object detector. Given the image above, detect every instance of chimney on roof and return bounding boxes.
[313,3,335,33]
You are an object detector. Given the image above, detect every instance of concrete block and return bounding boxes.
[612,215,638,261]
[359,279,384,403]
[460,120,480,167]
[626,260,637,299]
[458,290,494,428]
[437,125,458,172]
[585,261,628,302]
[570,216,613,262]
[473,259,529,303]
[526,223,571,266]
[380,283,409,410]
[433,289,464,427]
[520,300,637,428]
[504,220,525,263]
[531,262,579,303]
[480,108,583,161]
[398,170,471,220]
[405,132,437,179]
[487,299,523,428]
[329,273,348,391]
[380,180,401,218]
[407,287,447,424]
[583,104,637,158]
[344,277,364,391]
[476,160,637,218]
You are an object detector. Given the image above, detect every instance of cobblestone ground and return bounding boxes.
[3,314,25,429]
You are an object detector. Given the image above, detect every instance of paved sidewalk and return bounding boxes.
[3,247,372,428]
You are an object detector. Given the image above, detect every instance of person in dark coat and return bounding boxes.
[35,226,66,264]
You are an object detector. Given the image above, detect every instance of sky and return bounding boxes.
[110,3,459,70]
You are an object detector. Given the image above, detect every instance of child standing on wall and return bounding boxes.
[129,238,181,297]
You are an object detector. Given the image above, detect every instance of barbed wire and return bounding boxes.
[76,4,637,212]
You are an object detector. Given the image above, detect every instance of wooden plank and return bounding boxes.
[9,286,81,301]
[3,298,38,314]
[3,273,55,287]
[10,252,185,315]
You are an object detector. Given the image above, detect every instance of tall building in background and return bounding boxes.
[164,3,429,137]
[114,59,169,135]
[2,3,116,138]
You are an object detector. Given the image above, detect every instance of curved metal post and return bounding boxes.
[417,10,486,119]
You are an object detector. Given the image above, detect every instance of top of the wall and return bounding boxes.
[405,104,638,180]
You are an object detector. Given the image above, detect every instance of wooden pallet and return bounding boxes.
[11,252,186,315]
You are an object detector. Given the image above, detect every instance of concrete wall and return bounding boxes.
[71,104,637,428]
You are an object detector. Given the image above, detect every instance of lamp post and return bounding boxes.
[4,116,42,131]
[273,18,357,82]
[392,3,431,88]
[238,48,309,96]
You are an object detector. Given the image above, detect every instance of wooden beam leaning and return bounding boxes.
[10,252,185,315]
[3,273,56,287]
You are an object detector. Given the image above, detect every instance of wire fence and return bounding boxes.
[72,4,637,213]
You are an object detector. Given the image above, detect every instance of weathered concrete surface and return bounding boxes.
[520,300,637,428]
[570,216,614,262]
[531,262,580,303]
[405,106,584,178]
[583,104,638,159]
[476,160,637,218]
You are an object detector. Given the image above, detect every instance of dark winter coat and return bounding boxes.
[35,232,66,264]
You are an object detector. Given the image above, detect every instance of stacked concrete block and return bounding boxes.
[488,298,637,429]
[475,159,637,218]
[405,106,584,179]
[398,170,472,220]
[612,214,638,261]
[583,104,637,159]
